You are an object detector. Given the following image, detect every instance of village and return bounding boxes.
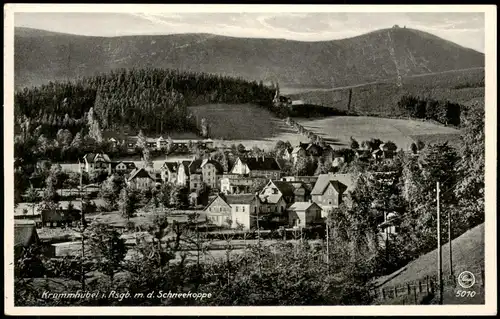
[15,130,403,264]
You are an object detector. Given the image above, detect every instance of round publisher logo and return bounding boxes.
[457,271,476,289]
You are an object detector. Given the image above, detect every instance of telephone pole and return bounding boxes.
[448,204,453,281]
[79,159,86,291]
[437,182,443,304]
[326,215,330,272]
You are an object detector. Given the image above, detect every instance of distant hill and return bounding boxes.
[14,26,484,89]
[288,68,485,117]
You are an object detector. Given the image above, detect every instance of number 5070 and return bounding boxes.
[456,290,477,298]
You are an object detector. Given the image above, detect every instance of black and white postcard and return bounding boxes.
[4,4,497,316]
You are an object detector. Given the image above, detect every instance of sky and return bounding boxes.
[14,12,485,52]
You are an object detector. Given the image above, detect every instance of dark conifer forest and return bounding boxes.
[14,68,276,138]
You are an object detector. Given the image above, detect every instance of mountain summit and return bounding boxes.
[15,26,484,88]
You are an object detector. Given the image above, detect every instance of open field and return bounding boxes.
[297,116,461,150]
[189,103,309,151]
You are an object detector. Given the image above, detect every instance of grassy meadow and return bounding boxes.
[296,116,461,150]
[189,103,310,151]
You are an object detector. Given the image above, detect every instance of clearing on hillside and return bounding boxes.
[189,103,309,150]
[297,116,461,151]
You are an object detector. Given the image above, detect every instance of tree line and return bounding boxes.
[14,68,276,138]
[397,94,462,126]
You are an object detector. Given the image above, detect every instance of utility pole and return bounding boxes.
[437,182,443,305]
[448,204,453,281]
[326,214,330,271]
[79,159,86,291]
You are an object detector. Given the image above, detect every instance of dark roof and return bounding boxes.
[188,159,203,174]
[42,209,81,222]
[224,194,258,205]
[14,222,39,247]
[162,162,178,172]
[178,161,191,175]
[128,168,155,181]
[241,157,281,171]
[328,180,348,194]
[271,181,296,197]
[201,159,224,174]
[290,181,311,194]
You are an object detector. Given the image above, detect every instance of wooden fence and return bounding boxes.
[370,267,485,304]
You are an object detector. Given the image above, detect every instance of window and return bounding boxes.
[236,206,239,212]
[242,206,245,212]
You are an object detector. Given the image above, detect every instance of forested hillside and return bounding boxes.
[15,27,484,88]
[14,68,275,138]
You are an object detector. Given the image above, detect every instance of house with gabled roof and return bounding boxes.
[311,173,356,217]
[230,156,281,180]
[200,159,224,190]
[156,136,168,149]
[291,143,308,164]
[204,193,262,229]
[204,194,232,227]
[127,167,157,189]
[259,181,288,211]
[287,201,323,228]
[161,162,178,184]
[112,161,137,174]
[291,143,326,164]
[176,160,191,187]
[81,153,112,175]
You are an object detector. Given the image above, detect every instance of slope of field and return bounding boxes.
[15,26,484,89]
[297,116,461,150]
[189,103,309,150]
[374,223,485,305]
[288,68,485,117]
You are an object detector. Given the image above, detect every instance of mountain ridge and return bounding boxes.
[14,26,484,88]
